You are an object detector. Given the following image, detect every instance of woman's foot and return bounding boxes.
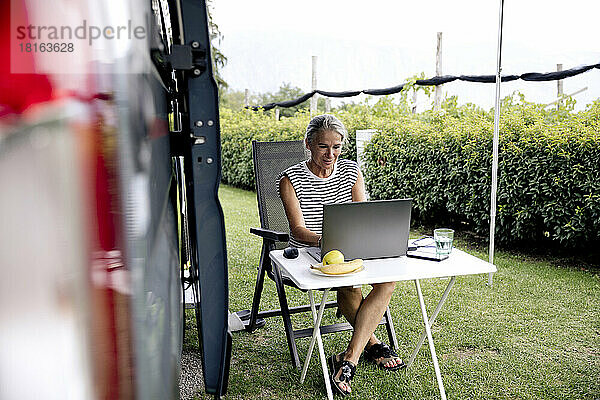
[328,353,356,396]
[364,342,405,371]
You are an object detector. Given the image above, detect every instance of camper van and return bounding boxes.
[1,0,229,398]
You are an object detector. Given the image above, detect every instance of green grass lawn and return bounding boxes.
[185,185,600,400]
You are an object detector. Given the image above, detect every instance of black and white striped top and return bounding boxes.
[278,159,359,248]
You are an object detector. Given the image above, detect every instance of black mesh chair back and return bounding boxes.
[252,140,308,250]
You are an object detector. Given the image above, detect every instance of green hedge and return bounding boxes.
[219,109,307,190]
[362,100,600,248]
[219,97,600,249]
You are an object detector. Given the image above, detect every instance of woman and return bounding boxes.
[278,114,404,396]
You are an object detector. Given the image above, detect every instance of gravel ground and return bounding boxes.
[179,349,205,400]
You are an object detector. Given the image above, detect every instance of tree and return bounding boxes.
[258,83,330,117]
[257,83,308,117]
[206,0,227,94]
[219,83,331,116]
[219,88,262,110]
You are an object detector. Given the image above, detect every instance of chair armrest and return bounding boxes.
[250,227,289,242]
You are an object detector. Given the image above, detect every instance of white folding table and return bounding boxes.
[269,247,496,400]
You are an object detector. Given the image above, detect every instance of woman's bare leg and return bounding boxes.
[336,282,401,364]
[332,282,400,393]
[337,287,379,347]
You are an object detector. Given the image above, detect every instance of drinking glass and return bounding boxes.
[434,228,454,255]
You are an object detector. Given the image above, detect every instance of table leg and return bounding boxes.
[407,276,456,368]
[300,289,333,400]
[414,279,447,400]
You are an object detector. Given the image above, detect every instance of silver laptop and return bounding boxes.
[307,199,412,262]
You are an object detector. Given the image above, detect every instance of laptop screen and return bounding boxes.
[321,199,412,261]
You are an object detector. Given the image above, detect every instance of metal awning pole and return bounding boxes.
[489,0,505,286]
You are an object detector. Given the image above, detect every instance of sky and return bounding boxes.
[212,0,599,111]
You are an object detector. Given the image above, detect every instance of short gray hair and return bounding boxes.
[305,114,348,144]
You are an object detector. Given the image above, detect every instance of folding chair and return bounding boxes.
[240,140,398,369]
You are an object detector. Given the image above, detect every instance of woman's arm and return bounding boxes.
[279,176,321,246]
[351,168,367,202]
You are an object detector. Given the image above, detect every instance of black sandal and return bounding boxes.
[363,342,406,371]
[328,354,356,396]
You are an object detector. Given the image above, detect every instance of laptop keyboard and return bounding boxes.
[306,247,321,262]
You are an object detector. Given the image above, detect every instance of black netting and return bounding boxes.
[247,62,600,110]
[252,140,308,249]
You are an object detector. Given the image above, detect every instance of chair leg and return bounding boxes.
[384,306,399,350]
[245,240,301,368]
[272,259,301,369]
[246,243,270,332]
